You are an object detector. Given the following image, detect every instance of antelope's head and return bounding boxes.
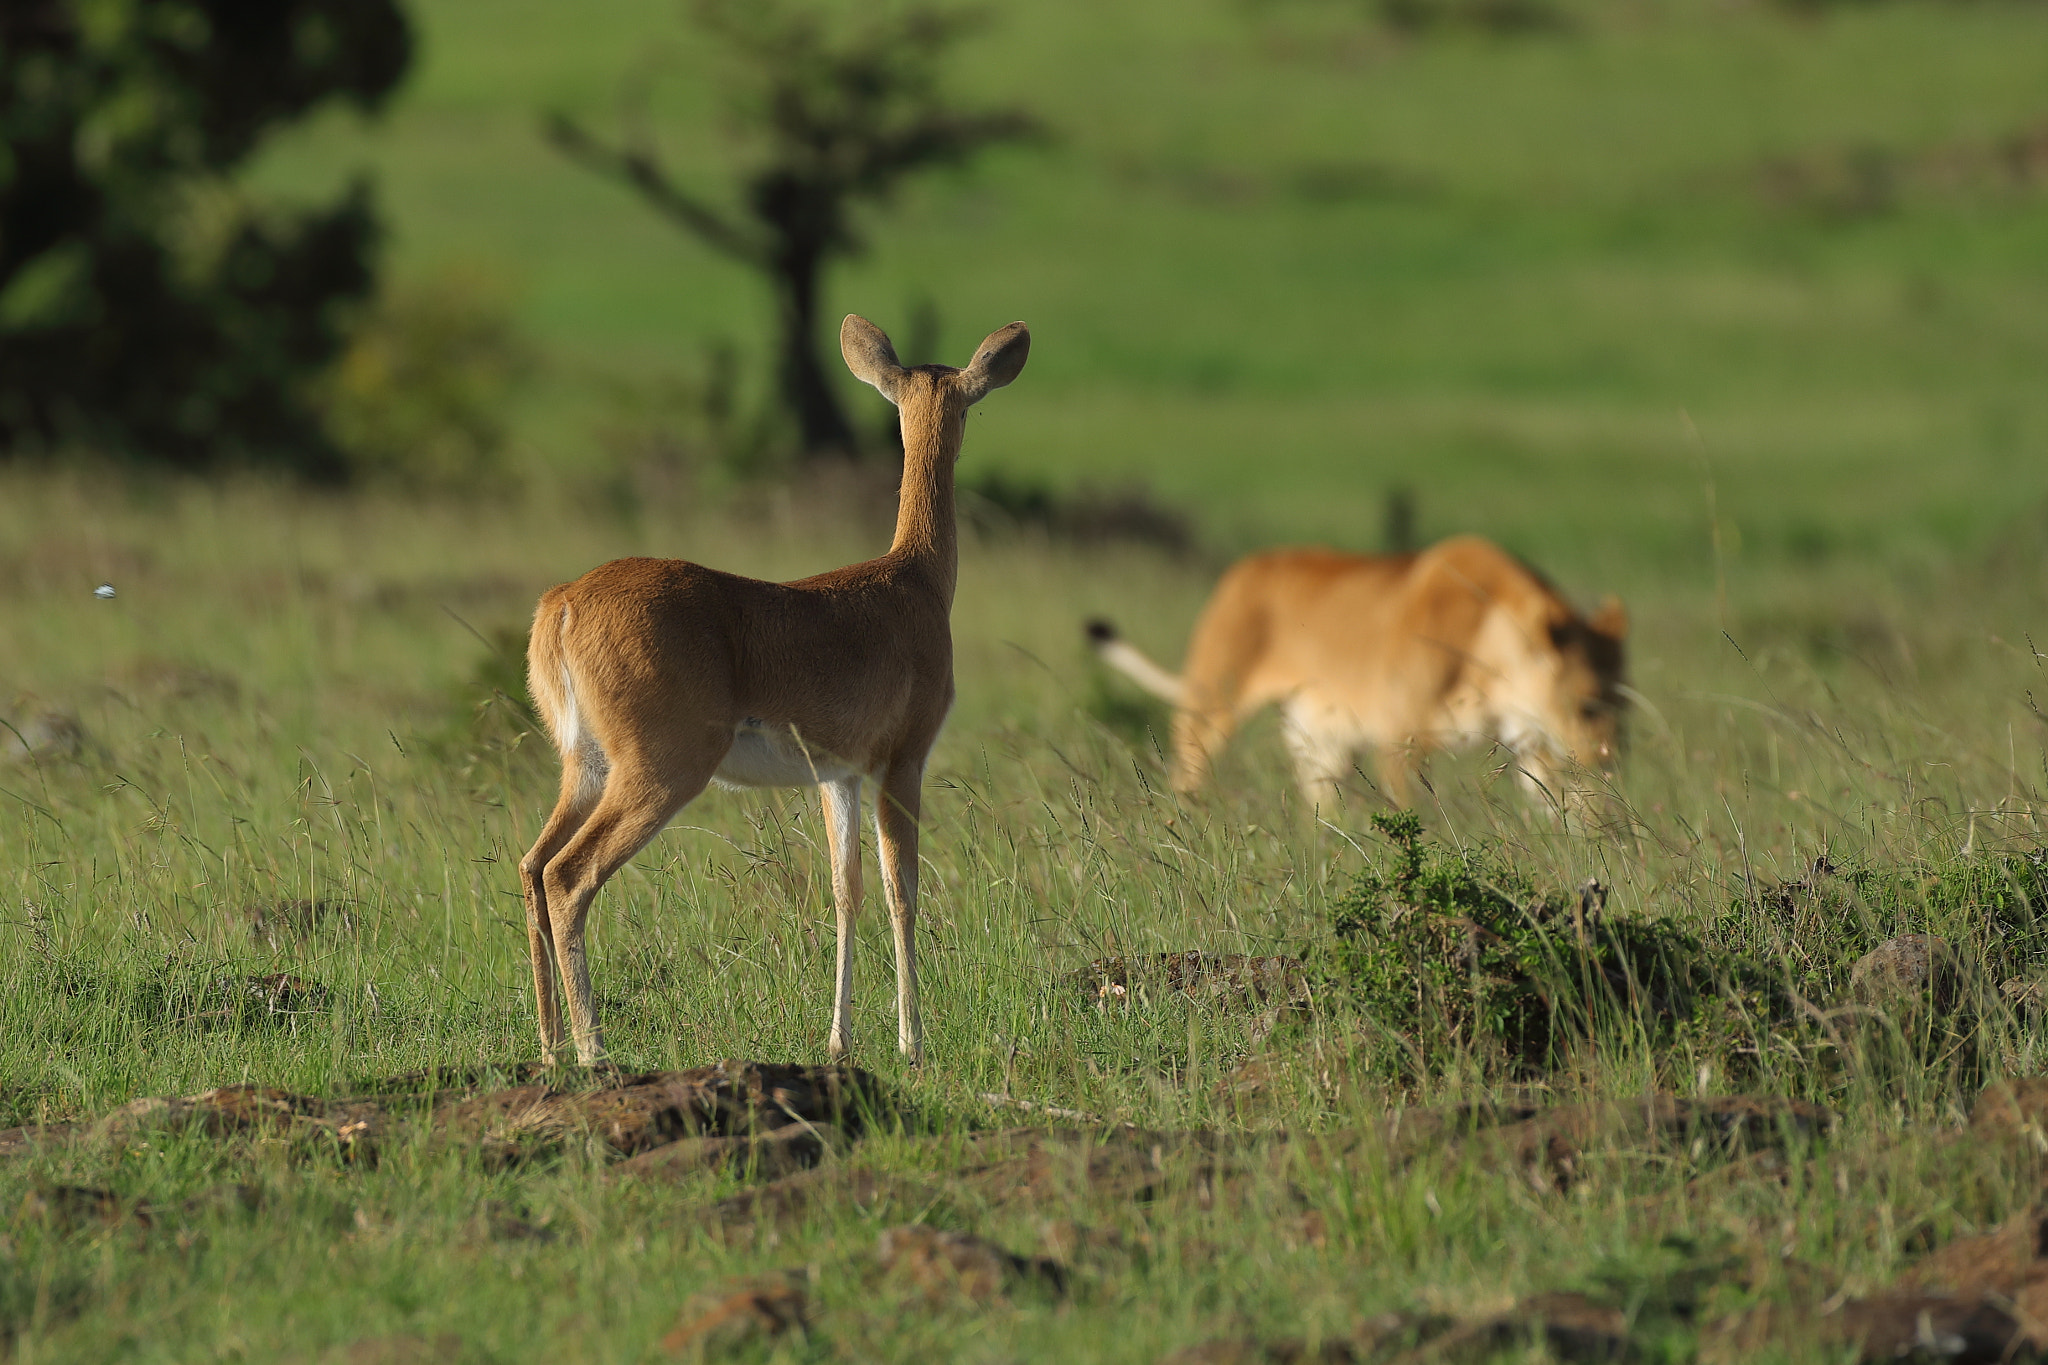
[841,314,1031,458]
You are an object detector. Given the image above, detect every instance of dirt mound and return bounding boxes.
[1402,1291,1632,1363]
[612,1121,849,1182]
[947,1126,1233,1206]
[1704,1295,2025,1364]
[1971,1077,2048,1142]
[873,1224,1067,1301]
[27,1068,2019,1361]
[0,1121,79,1157]
[17,1184,153,1233]
[1158,1342,1360,1365]
[90,1084,385,1157]
[1899,1209,2048,1297]
[709,1166,931,1241]
[1451,1094,1835,1195]
[5,1061,901,1179]
[1847,933,1963,1013]
[1159,1295,1623,1365]
[432,1059,896,1166]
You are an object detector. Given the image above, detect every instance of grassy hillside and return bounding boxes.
[248,0,2048,573]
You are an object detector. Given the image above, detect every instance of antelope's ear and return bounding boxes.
[842,315,908,401]
[956,321,1029,404]
[1589,594,1629,639]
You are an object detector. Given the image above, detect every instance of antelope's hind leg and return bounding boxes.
[541,758,719,1066]
[520,760,599,1064]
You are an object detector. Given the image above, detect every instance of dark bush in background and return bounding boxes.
[0,0,411,478]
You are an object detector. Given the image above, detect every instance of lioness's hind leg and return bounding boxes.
[1280,708,1350,814]
[1171,704,1235,795]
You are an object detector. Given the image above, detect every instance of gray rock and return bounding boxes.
[1847,934,1960,1012]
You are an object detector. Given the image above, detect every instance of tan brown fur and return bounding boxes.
[1089,536,1626,809]
[521,315,1029,1065]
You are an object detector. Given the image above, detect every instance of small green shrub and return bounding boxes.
[1323,812,1771,1080]
[413,626,548,785]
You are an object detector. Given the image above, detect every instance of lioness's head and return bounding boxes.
[1545,595,1629,773]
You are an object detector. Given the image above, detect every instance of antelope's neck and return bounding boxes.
[887,423,960,604]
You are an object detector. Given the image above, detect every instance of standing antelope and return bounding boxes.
[519,315,1030,1066]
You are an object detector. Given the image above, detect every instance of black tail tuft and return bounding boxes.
[1084,618,1117,644]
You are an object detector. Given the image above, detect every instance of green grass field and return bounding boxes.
[6,0,2048,1359]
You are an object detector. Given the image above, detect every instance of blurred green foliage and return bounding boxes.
[0,0,412,477]
[320,271,533,489]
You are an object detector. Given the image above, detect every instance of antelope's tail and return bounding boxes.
[529,591,611,808]
[526,590,579,758]
[1085,619,1186,706]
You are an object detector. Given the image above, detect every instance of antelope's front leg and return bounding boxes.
[819,775,864,1057]
[874,765,926,1063]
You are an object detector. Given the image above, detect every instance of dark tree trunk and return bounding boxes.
[772,243,857,458]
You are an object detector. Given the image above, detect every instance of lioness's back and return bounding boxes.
[1187,548,1418,710]
[1192,539,1573,708]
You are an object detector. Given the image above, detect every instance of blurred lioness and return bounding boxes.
[1087,536,1627,809]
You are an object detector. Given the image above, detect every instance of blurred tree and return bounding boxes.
[0,0,411,478]
[546,0,1036,463]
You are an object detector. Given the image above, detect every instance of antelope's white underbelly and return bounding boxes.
[712,718,860,789]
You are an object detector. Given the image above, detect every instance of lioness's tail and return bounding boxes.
[1085,619,1186,706]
